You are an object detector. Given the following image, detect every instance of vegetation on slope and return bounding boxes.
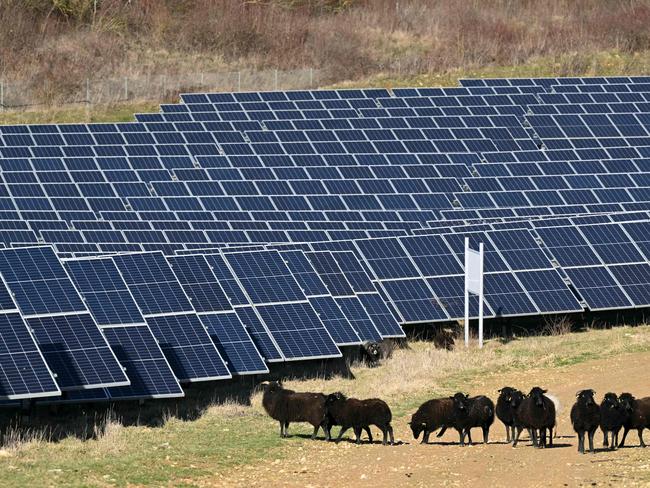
[2,0,650,107]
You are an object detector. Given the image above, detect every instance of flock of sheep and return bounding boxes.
[261,382,650,453]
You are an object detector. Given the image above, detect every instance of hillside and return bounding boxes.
[2,0,650,113]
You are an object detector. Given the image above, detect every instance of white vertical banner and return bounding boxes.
[464,238,485,348]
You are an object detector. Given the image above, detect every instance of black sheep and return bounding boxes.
[496,387,522,443]
[599,392,626,450]
[261,381,330,440]
[448,393,495,446]
[570,389,601,454]
[618,393,650,448]
[409,397,454,444]
[325,392,394,445]
[513,387,556,448]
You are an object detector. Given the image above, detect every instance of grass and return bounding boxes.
[0,325,649,487]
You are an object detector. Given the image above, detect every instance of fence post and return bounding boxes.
[162,75,166,97]
[124,77,128,101]
[274,69,278,90]
[86,78,90,105]
[237,71,241,91]
[0,80,3,112]
[200,72,204,86]
[309,68,314,88]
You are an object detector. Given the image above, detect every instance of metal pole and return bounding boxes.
[478,242,484,348]
[274,69,278,90]
[309,68,314,88]
[464,237,470,347]
[0,80,3,112]
[238,71,241,91]
[124,77,128,101]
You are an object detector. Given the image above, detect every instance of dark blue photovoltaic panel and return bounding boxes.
[27,313,129,390]
[308,296,361,345]
[607,263,650,307]
[621,221,650,260]
[357,293,405,337]
[483,273,538,316]
[167,255,232,312]
[64,258,144,325]
[564,267,633,310]
[578,224,646,264]
[514,269,583,313]
[204,254,250,306]
[0,312,60,400]
[280,250,330,296]
[333,296,382,342]
[426,275,492,319]
[112,252,192,315]
[535,226,602,267]
[399,235,464,276]
[198,312,268,374]
[254,302,340,360]
[441,232,510,272]
[234,306,283,361]
[223,250,306,304]
[102,326,184,399]
[0,247,84,315]
[329,251,377,293]
[355,238,421,280]
[487,230,553,270]
[380,279,449,322]
[144,313,231,381]
[304,251,355,296]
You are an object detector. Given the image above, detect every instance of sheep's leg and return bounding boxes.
[284,422,290,438]
[603,430,609,448]
[364,427,373,443]
[422,430,430,444]
[612,429,619,450]
[456,428,465,446]
[619,427,630,448]
[436,425,447,438]
[311,425,319,440]
[540,428,547,448]
[279,421,285,437]
[336,426,348,443]
[381,427,387,446]
[531,429,538,448]
[512,426,523,447]
[353,427,362,444]
[505,425,511,443]
[482,425,489,444]
[466,429,473,446]
[388,425,394,446]
[578,431,585,454]
[588,429,595,453]
[638,429,646,448]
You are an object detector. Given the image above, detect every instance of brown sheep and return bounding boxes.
[261,381,330,440]
[618,393,650,448]
[325,392,394,445]
[409,397,454,444]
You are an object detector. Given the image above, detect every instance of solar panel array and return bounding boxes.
[3,75,650,403]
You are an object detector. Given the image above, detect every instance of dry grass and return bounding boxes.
[3,0,650,105]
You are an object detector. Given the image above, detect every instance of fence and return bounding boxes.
[0,67,321,111]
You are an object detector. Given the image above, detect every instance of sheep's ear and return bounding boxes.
[497,388,502,393]
[542,389,547,394]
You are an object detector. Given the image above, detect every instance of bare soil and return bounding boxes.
[211,351,650,487]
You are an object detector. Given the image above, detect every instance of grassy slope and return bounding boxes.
[0,325,649,487]
[2,49,650,126]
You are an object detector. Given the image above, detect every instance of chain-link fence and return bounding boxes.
[0,67,321,111]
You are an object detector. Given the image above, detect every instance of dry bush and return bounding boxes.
[542,315,574,336]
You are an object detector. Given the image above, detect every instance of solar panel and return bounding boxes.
[607,263,650,307]
[514,269,583,313]
[111,252,231,382]
[0,246,129,391]
[564,266,633,310]
[222,250,341,360]
[63,257,183,399]
[426,275,493,319]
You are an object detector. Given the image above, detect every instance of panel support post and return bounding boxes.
[464,237,469,347]
[478,242,484,348]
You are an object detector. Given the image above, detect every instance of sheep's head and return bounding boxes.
[362,341,381,362]
[602,392,619,409]
[528,387,547,407]
[408,418,426,439]
[498,386,516,402]
[451,392,470,412]
[263,381,282,394]
[510,390,525,409]
[576,389,596,407]
[326,392,346,406]
[619,392,636,413]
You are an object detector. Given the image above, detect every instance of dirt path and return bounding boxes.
[213,352,650,487]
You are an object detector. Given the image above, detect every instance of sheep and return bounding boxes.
[513,387,556,448]
[448,393,495,446]
[261,381,330,440]
[408,397,454,444]
[599,392,626,450]
[570,389,601,454]
[325,392,394,445]
[618,393,650,448]
[496,386,523,443]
